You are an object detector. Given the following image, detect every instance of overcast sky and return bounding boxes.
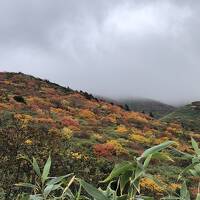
[0,0,199,105]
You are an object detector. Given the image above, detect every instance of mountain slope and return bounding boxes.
[162,102,200,131]
[0,72,196,196]
[118,98,176,118]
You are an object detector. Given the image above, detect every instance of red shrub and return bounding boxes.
[93,143,115,158]
[61,117,79,127]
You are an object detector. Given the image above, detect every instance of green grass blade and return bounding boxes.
[140,141,175,159]
[79,179,109,200]
[42,155,51,184]
[15,183,36,189]
[191,138,200,155]
[32,157,41,177]
[102,161,135,183]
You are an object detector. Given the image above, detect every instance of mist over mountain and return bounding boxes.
[95,96,176,118]
[1,0,200,104]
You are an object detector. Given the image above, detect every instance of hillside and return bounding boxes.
[0,72,197,198]
[118,98,176,118]
[95,97,176,118]
[162,102,200,131]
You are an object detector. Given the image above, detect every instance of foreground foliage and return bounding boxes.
[0,140,199,200]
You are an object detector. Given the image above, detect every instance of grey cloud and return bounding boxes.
[0,0,200,105]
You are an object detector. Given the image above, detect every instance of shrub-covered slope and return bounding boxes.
[162,102,200,131]
[0,72,198,197]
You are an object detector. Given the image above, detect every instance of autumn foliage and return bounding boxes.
[0,72,197,198]
[93,143,116,158]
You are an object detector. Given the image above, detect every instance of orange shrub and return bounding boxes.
[27,96,52,110]
[101,114,117,124]
[169,183,181,191]
[0,103,12,110]
[116,125,128,134]
[124,112,149,123]
[79,109,95,119]
[140,177,164,194]
[61,117,79,127]
[94,140,127,157]
[3,80,12,85]
[50,107,64,114]
[93,143,115,158]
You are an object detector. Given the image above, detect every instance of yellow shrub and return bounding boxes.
[116,125,128,134]
[50,107,64,114]
[140,177,163,193]
[24,139,33,145]
[131,127,142,134]
[130,134,151,144]
[70,152,88,160]
[145,130,154,136]
[153,137,169,145]
[103,114,117,124]
[3,80,12,85]
[106,140,127,156]
[71,152,82,160]
[101,105,108,110]
[125,112,148,123]
[62,127,73,140]
[79,109,95,119]
[169,183,181,191]
[93,133,103,141]
[151,120,162,127]
[14,114,33,128]
[15,114,32,122]
[34,117,54,124]
[61,99,70,107]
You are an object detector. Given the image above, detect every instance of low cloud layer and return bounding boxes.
[0,0,200,105]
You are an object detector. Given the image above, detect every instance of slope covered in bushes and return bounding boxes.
[162,102,200,131]
[0,72,198,198]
